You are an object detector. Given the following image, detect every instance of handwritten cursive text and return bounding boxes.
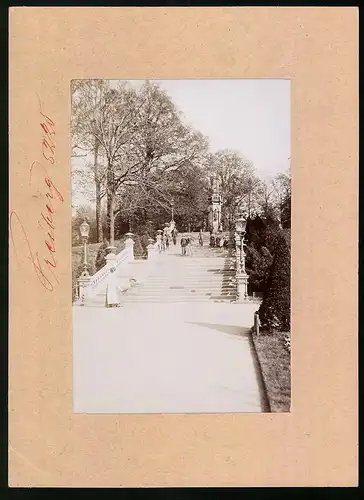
[10,97,64,292]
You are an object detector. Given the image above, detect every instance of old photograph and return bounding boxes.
[72,79,291,413]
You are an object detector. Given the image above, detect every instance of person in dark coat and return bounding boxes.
[180,234,187,256]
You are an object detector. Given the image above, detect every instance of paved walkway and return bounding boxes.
[73,300,268,413]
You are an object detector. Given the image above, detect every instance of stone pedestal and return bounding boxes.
[105,252,118,268]
[147,239,156,260]
[236,273,249,302]
[124,234,135,262]
[77,275,91,302]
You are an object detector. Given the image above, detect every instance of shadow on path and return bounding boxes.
[187,321,270,412]
[187,322,251,339]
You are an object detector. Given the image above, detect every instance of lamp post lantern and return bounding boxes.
[234,215,247,236]
[234,213,249,302]
[80,218,90,277]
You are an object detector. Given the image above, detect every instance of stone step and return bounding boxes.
[119,292,236,298]
[120,298,237,303]
[125,285,236,290]
[128,283,237,289]
[142,269,236,274]
[125,284,236,289]
[139,274,236,279]
[121,296,236,302]
[126,289,236,294]
[97,285,237,295]
[144,270,236,281]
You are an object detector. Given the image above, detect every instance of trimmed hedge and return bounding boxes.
[258,232,290,332]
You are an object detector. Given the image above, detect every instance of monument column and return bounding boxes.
[209,175,222,235]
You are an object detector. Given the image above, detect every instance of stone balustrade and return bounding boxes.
[75,230,171,304]
[75,234,135,304]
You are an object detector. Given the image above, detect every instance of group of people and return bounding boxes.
[180,234,193,256]
[209,233,228,248]
[159,224,178,252]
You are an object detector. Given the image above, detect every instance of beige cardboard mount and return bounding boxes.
[9,7,358,487]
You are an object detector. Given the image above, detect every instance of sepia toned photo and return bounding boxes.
[72,79,291,414]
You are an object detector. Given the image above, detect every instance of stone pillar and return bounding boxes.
[147,238,156,260]
[77,275,91,302]
[124,232,135,262]
[105,251,117,268]
[236,273,249,302]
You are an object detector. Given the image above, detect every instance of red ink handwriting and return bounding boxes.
[9,98,63,291]
[37,93,56,164]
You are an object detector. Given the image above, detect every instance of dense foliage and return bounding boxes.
[258,231,291,331]
[72,79,291,244]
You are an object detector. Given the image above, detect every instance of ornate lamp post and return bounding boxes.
[80,218,90,277]
[76,218,91,304]
[234,213,249,302]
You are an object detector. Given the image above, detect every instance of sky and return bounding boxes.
[111,78,291,179]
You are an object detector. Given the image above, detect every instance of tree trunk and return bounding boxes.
[94,141,103,242]
[95,179,103,242]
[106,161,113,242]
[109,193,115,247]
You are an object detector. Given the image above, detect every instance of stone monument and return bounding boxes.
[209,174,222,235]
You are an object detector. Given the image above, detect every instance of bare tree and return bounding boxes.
[71,80,110,241]
[209,149,258,227]
[271,169,291,227]
[102,81,208,244]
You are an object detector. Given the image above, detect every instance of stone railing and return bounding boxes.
[75,234,135,303]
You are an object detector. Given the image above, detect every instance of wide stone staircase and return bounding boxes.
[82,232,237,306]
[122,233,237,304]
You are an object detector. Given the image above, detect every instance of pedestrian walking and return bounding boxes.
[105,267,120,308]
[180,234,187,256]
[198,229,203,246]
[186,235,192,256]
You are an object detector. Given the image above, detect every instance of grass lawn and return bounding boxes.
[252,330,291,412]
